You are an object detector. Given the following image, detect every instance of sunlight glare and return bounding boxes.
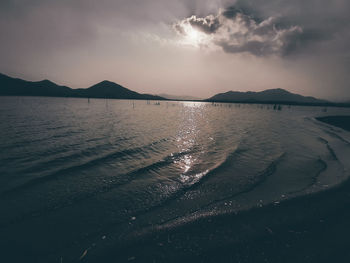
[182,25,209,47]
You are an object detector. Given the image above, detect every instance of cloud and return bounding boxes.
[174,7,305,56]
[187,15,221,34]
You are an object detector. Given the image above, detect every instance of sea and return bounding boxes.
[0,96,349,262]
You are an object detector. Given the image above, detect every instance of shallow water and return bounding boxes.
[0,96,349,262]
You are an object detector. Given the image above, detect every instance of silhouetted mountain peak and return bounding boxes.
[38,79,57,86]
[96,80,118,86]
[271,88,287,92]
[88,80,125,90]
[261,88,291,94]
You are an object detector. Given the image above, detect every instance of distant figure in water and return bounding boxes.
[273,104,282,110]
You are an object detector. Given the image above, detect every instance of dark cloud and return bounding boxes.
[233,0,350,54]
[174,0,350,58]
[222,6,261,23]
[174,8,303,56]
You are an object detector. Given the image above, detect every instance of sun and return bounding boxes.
[182,25,208,47]
[187,28,200,42]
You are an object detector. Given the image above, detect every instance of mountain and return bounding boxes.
[207,88,328,104]
[0,73,164,100]
[157,93,202,101]
[79,81,164,100]
[0,73,74,97]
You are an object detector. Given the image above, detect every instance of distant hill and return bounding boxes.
[157,93,202,101]
[0,73,164,100]
[207,88,328,105]
[78,81,164,100]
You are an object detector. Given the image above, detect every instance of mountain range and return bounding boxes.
[207,89,328,104]
[0,73,163,100]
[1,72,348,106]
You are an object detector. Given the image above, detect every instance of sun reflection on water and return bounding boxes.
[173,102,209,185]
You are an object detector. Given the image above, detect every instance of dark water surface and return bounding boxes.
[0,96,349,262]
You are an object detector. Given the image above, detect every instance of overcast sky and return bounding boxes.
[1,0,349,100]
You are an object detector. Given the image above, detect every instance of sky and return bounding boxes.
[0,0,349,100]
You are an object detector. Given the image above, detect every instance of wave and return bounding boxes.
[0,150,192,227]
[131,151,286,232]
[327,144,339,161]
[317,136,328,144]
[135,153,344,242]
[287,158,328,195]
[4,128,82,148]
[317,136,338,161]
[0,146,243,228]
[0,137,173,197]
[186,152,285,206]
[125,152,287,239]
[323,130,350,145]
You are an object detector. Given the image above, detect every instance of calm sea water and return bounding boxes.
[0,96,349,262]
